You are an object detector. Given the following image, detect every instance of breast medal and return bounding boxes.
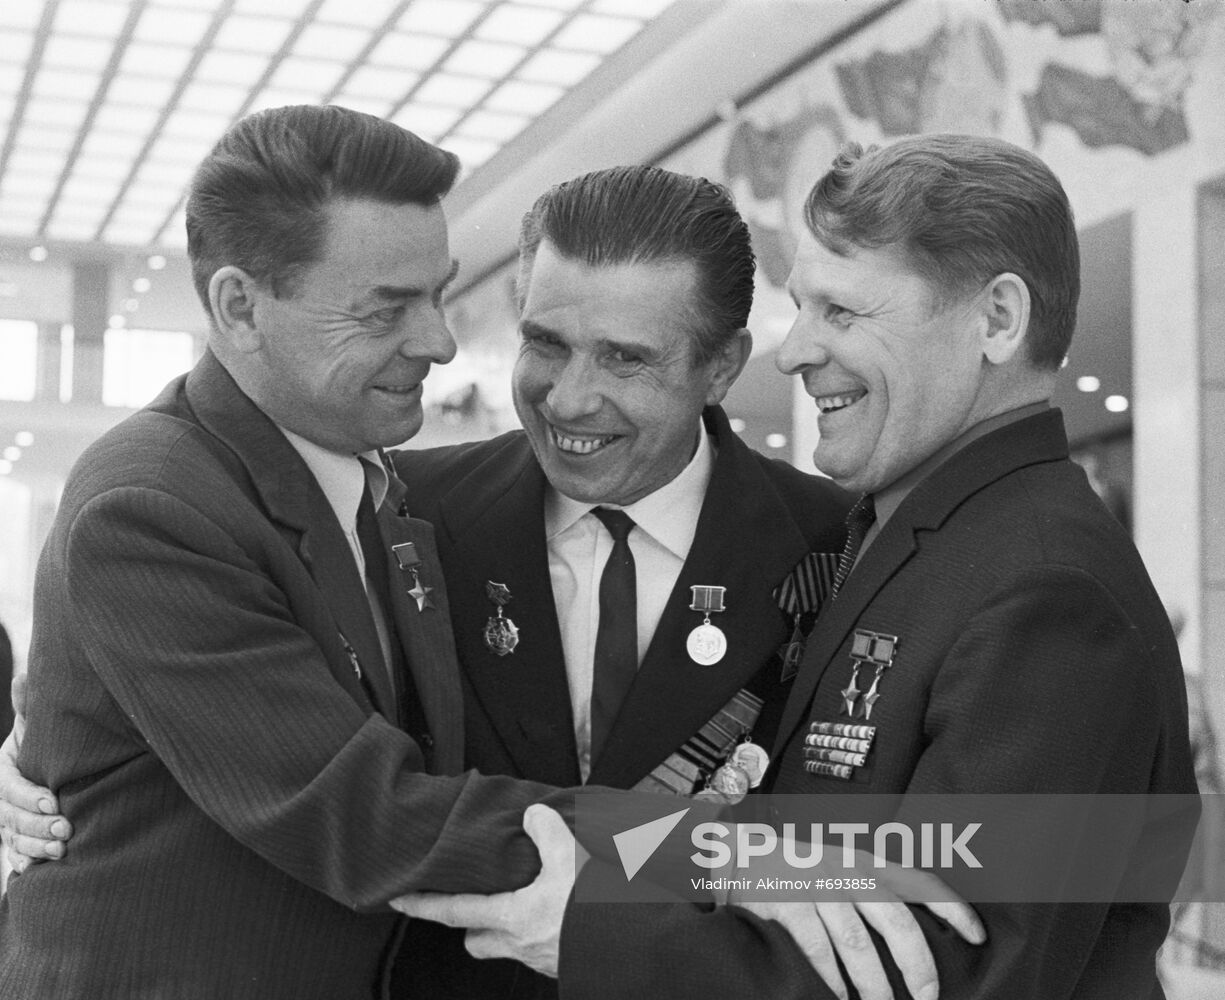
[391,542,434,612]
[482,580,520,656]
[729,739,770,788]
[686,584,728,665]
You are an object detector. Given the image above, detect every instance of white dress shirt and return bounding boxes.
[277,427,394,671]
[544,427,715,779]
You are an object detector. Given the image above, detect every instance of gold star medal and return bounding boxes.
[686,585,728,665]
[391,542,434,611]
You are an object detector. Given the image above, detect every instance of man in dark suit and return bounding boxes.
[0,104,568,999]
[404,137,1197,999]
[390,165,847,999]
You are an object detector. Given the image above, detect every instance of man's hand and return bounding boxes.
[728,850,986,1000]
[392,804,583,978]
[1,676,72,874]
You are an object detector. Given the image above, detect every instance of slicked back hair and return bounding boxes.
[517,165,756,364]
[186,104,459,311]
[804,134,1079,371]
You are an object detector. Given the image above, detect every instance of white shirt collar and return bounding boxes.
[276,426,387,529]
[544,424,715,560]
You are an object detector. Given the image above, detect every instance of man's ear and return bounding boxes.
[979,272,1030,366]
[208,266,264,354]
[704,328,753,406]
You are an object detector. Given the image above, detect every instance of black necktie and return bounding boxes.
[590,507,638,761]
[355,476,431,758]
[831,494,876,598]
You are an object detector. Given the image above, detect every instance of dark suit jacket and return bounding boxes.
[0,351,559,1000]
[559,409,1197,999]
[391,406,850,998]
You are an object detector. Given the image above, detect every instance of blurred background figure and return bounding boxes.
[0,623,12,740]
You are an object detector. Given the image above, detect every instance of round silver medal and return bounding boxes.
[709,762,750,801]
[686,622,727,665]
[730,742,770,788]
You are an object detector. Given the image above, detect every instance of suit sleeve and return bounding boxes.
[556,565,1189,999]
[57,484,568,910]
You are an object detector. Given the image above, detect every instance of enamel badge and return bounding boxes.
[483,580,520,656]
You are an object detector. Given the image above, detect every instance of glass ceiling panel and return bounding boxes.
[13,123,78,154]
[0,0,678,250]
[42,34,115,71]
[1,172,57,196]
[594,0,676,17]
[80,129,148,159]
[178,80,250,116]
[315,0,401,27]
[66,157,134,182]
[134,7,214,46]
[105,75,178,108]
[342,66,421,101]
[398,1,487,39]
[477,6,565,47]
[484,79,565,116]
[367,32,451,72]
[212,17,295,56]
[31,67,104,102]
[517,48,601,86]
[390,104,463,141]
[0,65,23,94]
[552,14,643,53]
[455,109,530,143]
[413,73,492,109]
[293,23,374,62]
[195,49,268,85]
[21,98,90,131]
[119,41,196,79]
[0,0,43,31]
[54,0,129,38]
[268,57,347,94]
[445,40,527,80]
[233,0,318,17]
[59,175,126,204]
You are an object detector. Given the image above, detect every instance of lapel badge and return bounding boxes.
[686,584,728,666]
[483,580,520,656]
[392,542,435,612]
[838,629,899,720]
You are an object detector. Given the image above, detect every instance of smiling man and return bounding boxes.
[0,105,569,999]
[755,134,1196,998]
[388,165,867,998]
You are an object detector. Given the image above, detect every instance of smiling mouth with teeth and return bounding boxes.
[551,427,618,455]
[815,390,866,414]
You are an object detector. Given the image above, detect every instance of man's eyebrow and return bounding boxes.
[368,259,461,302]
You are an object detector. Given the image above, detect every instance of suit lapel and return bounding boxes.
[381,508,465,774]
[183,351,399,721]
[431,438,580,786]
[587,408,812,788]
[770,408,1073,758]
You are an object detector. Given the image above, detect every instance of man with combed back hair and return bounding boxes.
[0,104,570,999]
